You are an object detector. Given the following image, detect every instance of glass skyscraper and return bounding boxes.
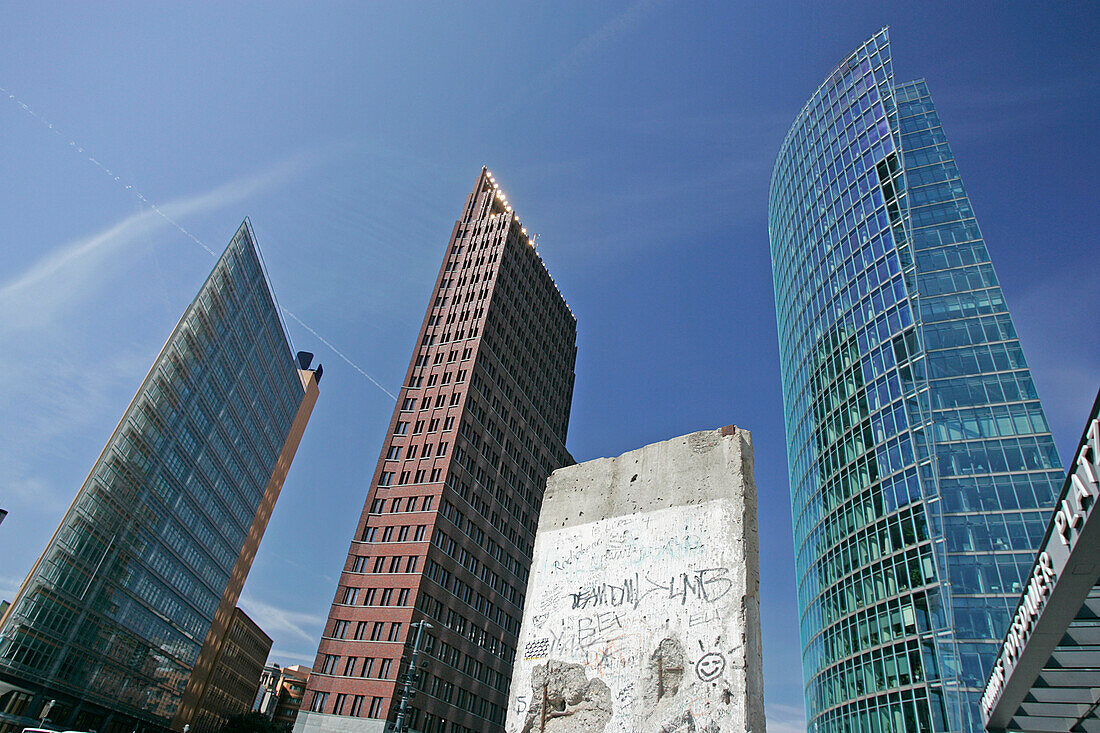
[769,29,1063,733]
[0,222,320,733]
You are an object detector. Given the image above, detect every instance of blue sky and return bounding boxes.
[1,3,1097,730]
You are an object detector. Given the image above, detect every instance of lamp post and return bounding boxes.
[393,620,431,733]
[39,699,55,727]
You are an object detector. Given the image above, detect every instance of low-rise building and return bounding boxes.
[272,666,311,732]
[253,664,282,716]
[192,608,273,733]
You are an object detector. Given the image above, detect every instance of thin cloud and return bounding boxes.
[8,345,154,440]
[0,349,178,601]
[0,575,25,602]
[0,456,71,516]
[765,702,807,733]
[238,593,326,647]
[267,648,317,667]
[0,153,311,334]
[491,0,668,115]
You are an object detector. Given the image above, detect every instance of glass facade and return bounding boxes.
[769,29,1063,733]
[0,222,307,733]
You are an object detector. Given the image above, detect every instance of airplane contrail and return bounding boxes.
[1,84,396,401]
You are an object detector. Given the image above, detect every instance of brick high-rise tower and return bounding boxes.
[297,169,577,733]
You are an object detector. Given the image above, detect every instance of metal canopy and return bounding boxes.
[1000,584,1100,731]
[984,392,1100,732]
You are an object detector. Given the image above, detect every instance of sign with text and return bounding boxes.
[981,400,1100,721]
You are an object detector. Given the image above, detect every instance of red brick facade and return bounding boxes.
[301,169,576,732]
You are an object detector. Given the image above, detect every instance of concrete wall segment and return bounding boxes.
[507,426,765,733]
[539,426,754,530]
[294,710,386,733]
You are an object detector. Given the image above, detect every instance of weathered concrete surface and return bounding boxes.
[520,661,612,733]
[506,426,765,733]
[293,710,385,733]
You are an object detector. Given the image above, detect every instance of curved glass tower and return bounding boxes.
[769,29,1064,732]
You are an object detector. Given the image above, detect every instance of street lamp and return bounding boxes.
[393,621,432,733]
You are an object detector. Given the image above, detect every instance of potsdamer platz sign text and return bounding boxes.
[982,391,1100,732]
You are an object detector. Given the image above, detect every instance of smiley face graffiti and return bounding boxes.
[695,652,726,682]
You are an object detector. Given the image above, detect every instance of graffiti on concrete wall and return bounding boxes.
[506,500,750,733]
